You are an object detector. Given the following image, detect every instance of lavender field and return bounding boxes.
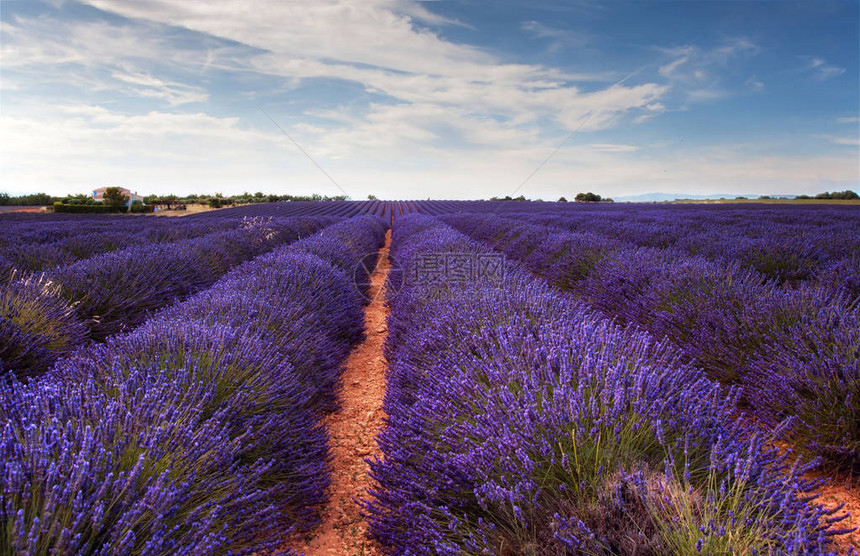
[1,201,858,555]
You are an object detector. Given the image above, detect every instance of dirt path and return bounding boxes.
[289,231,391,556]
[815,473,860,554]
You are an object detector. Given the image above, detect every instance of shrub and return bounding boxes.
[0,272,86,377]
[366,215,842,554]
[3,215,386,554]
[51,218,325,339]
[53,203,125,214]
[130,200,152,213]
[2,358,298,554]
[746,300,860,471]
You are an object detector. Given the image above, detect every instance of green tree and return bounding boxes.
[102,187,129,208]
[63,193,96,205]
[575,192,601,202]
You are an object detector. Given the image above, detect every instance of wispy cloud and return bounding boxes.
[1,0,856,199]
[589,143,638,152]
[745,75,765,92]
[111,71,208,105]
[4,102,855,199]
[657,38,759,102]
[832,137,860,146]
[522,20,591,53]
[803,57,846,80]
[814,133,860,147]
[2,0,667,152]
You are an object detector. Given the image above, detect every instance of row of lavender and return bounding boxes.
[442,212,860,471]
[497,206,860,292]
[187,199,427,225]
[367,214,844,554]
[0,198,383,276]
[0,216,334,377]
[1,215,387,554]
[0,218,239,275]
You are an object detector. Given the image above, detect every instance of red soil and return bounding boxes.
[814,472,860,554]
[0,206,44,213]
[287,231,391,556]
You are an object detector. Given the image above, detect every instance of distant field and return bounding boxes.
[0,205,44,213]
[149,203,222,216]
[669,197,860,205]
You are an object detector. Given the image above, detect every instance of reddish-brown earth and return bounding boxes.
[814,471,860,554]
[287,231,391,556]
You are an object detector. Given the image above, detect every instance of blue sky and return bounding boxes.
[1,0,857,200]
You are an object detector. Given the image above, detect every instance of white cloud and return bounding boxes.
[2,2,855,200]
[83,0,496,78]
[657,39,759,102]
[745,76,764,92]
[2,0,668,160]
[832,137,860,146]
[523,20,567,40]
[111,71,209,105]
[658,52,692,80]
[589,143,638,152]
[522,20,591,53]
[0,103,345,195]
[814,133,860,147]
[2,104,856,200]
[836,117,860,124]
[805,57,846,80]
[77,0,657,134]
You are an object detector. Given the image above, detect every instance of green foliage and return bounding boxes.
[102,187,129,208]
[53,203,125,214]
[61,193,100,205]
[815,190,859,200]
[558,196,568,202]
[0,192,57,206]
[200,192,349,206]
[490,195,528,201]
[368,194,378,201]
[130,200,152,213]
[575,192,613,203]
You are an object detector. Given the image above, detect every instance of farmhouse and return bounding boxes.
[92,186,144,207]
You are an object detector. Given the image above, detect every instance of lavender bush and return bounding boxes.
[0,272,87,377]
[367,214,846,554]
[444,211,860,467]
[2,215,387,554]
[745,300,860,471]
[51,216,330,339]
[0,218,237,275]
